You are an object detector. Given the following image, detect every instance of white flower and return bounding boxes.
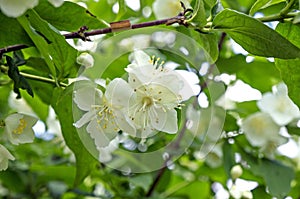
[257,82,300,125]
[0,144,15,171]
[4,113,37,145]
[125,51,184,136]
[241,112,288,157]
[76,52,94,68]
[0,0,38,18]
[74,78,135,147]
[152,0,190,19]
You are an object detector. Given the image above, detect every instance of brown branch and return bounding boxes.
[0,14,187,57]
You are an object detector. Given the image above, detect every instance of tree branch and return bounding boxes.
[0,14,187,57]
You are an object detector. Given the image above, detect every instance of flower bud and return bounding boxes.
[76,52,94,68]
[230,165,243,180]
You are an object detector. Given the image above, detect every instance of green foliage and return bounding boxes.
[275,22,300,107]
[213,9,300,59]
[243,152,295,198]
[249,0,286,15]
[217,54,281,92]
[18,10,79,79]
[0,13,33,49]
[35,0,106,31]
[1,0,300,198]
[51,84,98,187]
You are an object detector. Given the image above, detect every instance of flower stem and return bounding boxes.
[0,65,67,87]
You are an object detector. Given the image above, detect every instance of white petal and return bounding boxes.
[74,86,102,111]
[274,82,288,95]
[151,108,178,134]
[74,110,97,128]
[114,110,136,134]
[242,112,280,147]
[76,52,94,68]
[48,0,64,7]
[86,119,117,147]
[129,50,151,66]
[126,64,155,86]
[98,137,119,162]
[105,78,134,107]
[0,0,38,17]
[4,113,23,133]
[258,90,300,125]
[0,145,15,171]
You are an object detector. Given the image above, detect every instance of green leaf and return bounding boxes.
[223,141,236,178]
[235,101,259,117]
[275,22,300,107]
[223,113,238,131]
[189,30,219,63]
[0,12,33,49]
[51,84,98,187]
[217,55,281,92]
[213,9,300,59]
[30,164,75,186]
[252,186,273,199]
[0,85,11,118]
[249,0,286,15]
[243,153,294,198]
[6,56,33,99]
[191,0,207,26]
[35,0,105,32]
[17,10,79,79]
[27,79,55,105]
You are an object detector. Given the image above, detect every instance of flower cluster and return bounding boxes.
[0,113,37,171]
[74,50,191,162]
[242,83,300,158]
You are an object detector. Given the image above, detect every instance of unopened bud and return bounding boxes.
[230,165,243,180]
[77,53,94,68]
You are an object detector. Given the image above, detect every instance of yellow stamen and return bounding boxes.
[13,118,27,135]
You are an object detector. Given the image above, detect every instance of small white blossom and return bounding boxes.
[74,78,135,147]
[0,144,15,171]
[125,51,184,136]
[4,113,37,145]
[76,52,94,68]
[257,82,300,125]
[152,0,190,19]
[241,112,287,157]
